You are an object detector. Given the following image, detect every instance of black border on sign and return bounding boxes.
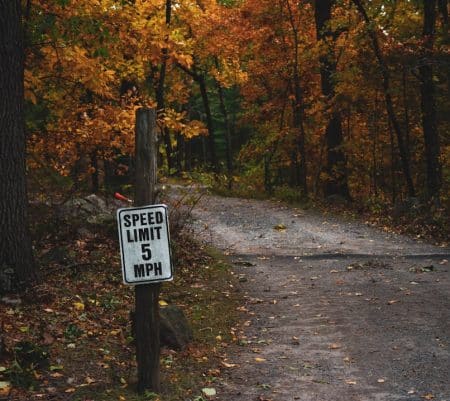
[117,204,174,285]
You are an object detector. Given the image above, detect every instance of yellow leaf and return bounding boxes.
[73,302,85,311]
[273,224,287,231]
[254,357,266,363]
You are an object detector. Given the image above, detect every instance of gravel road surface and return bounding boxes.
[188,193,450,401]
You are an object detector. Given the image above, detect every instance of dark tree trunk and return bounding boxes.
[352,0,415,198]
[284,0,308,195]
[314,0,349,199]
[0,0,36,289]
[176,63,219,171]
[420,0,441,200]
[214,63,233,187]
[175,133,183,174]
[438,0,449,31]
[156,0,174,173]
[197,74,218,172]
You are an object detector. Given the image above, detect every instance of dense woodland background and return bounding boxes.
[1,0,449,286]
[18,0,449,200]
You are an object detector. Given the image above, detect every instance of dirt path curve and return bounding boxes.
[186,193,450,401]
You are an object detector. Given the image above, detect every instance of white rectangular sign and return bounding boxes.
[117,204,173,285]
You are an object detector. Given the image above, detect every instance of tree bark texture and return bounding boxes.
[176,63,218,172]
[0,0,36,289]
[197,74,219,172]
[352,0,416,198]
[156,0,174,173]
[420,0,441,200]
[314,0,349,199]
[286,0,308,195]
[134,108,161,393]
[214,59,233,185]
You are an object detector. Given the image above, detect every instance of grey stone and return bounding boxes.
[85,194,107,212]
[160,305,193,350]
[87,212,115,225]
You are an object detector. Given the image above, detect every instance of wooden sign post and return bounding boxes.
[133,108,161,393]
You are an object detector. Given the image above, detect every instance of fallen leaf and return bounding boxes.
[329,343,341,349]
[345,380,357,385]
[73,302,85,311]
[377,378,385,383]
[387,300,399,305]
[221,361,236,368]
[273,224,287,231]
[422,394,434,400]
[202,387,216,397]
[254,357,266,363]
[159,300,168,306]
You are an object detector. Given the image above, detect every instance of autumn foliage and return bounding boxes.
[24,0,449,206]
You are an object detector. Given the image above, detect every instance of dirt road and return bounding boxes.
[190,194,450,401]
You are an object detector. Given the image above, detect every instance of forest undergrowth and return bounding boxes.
[0,192,240,401]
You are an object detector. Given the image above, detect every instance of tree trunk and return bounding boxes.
[198,74,218,172]
[438,0,448,32]
[314,0,349,199]
[0,0,36,290]
[156,0,174,173]
[284,0,307,195]
[214,66,233,187]
[352,0,415,198]
[420,0,441,200]
[176,63,219,172]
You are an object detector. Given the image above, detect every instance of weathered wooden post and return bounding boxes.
[117,108,173,393]
[134,108,160,393]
